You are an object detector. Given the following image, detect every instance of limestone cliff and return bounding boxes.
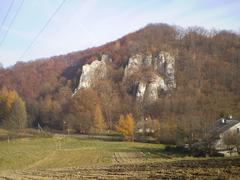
[77,55,110,89]
[76,51,175,103]
[124,51,175,103]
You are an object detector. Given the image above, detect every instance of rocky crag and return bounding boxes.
[76,51,175,104]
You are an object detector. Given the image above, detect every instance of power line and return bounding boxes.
[0,0,24,47]
[0,0,16,32]
[19,0,66,60]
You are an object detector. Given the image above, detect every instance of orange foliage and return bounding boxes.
[116,113,135,141]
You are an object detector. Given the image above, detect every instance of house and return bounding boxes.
[211,117,240,153]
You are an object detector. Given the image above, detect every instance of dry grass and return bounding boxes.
[0,136,165,170]
[0,136,239,179]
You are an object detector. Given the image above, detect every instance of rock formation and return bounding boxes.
[76,51,175,103]
[77,55,110,89]
[154,51,176,89]
[124,51,175,103]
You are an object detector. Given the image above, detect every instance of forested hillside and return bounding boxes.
[0,23,240,144]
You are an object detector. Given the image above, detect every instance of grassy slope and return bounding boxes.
[0,136,168,171]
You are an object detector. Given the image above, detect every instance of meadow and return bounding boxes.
[0,135,239,179]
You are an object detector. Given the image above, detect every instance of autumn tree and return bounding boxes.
[39,95,62,130]
[0,88,27,129]
[144,116,161,137]
[0,23,240,136]
[0,93,10,124]
[7,95,27,129]
[116,113,135,141]
[63,88,99,134]
[94,80,120,129]
[92,105,107,134]
[38,85,73,130]
[156,115,177,144]
[25,99,40,127]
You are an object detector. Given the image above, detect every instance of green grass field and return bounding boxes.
[0,135,168,171]
[0,135,239,179]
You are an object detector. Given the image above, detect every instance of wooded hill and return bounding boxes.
[0,23,240,144]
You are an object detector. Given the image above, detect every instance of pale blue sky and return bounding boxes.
[0,0,239,67]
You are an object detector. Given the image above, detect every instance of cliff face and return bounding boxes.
[154,52,176,89]
[77,55,111,89]
[77,51,175,103]
[123,51,175,103]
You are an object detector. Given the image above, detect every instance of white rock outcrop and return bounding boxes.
[144,75,167,103]
[77,55,109,89]
[154,51,176,89]
[124,54,143,79]
[136,81,147,102]
[76,52,175,104]
[124,51,175,103]
[124,54,153,79]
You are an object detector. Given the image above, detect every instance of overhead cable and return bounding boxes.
[0,0,16,32]
[19,0,66,60]
[0,0,24,47]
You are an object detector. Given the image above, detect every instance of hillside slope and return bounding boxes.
[0,23,240,143]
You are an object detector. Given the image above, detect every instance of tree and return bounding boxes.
[92,105,106,134]
[156,115,177,144]
[0,88,27,129]
[63,88,100,134]
[0,92,10,123]
[39,95,53,128]
[0,23,240,136]
[25,99,40,127]
[116,113,135,141]
[6,96,27,129]
[94,80,120,129]
[142,116,161,137]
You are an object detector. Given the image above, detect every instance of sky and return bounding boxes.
[0,0,239,67]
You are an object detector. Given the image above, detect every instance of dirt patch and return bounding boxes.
[1,157,239,179]
[113,152,145,164]
[108,157,240,179]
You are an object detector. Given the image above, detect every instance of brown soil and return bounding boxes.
[1,157,239,179]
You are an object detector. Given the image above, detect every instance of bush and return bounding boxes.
[164,145,190,155]
[0,128,52,141]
